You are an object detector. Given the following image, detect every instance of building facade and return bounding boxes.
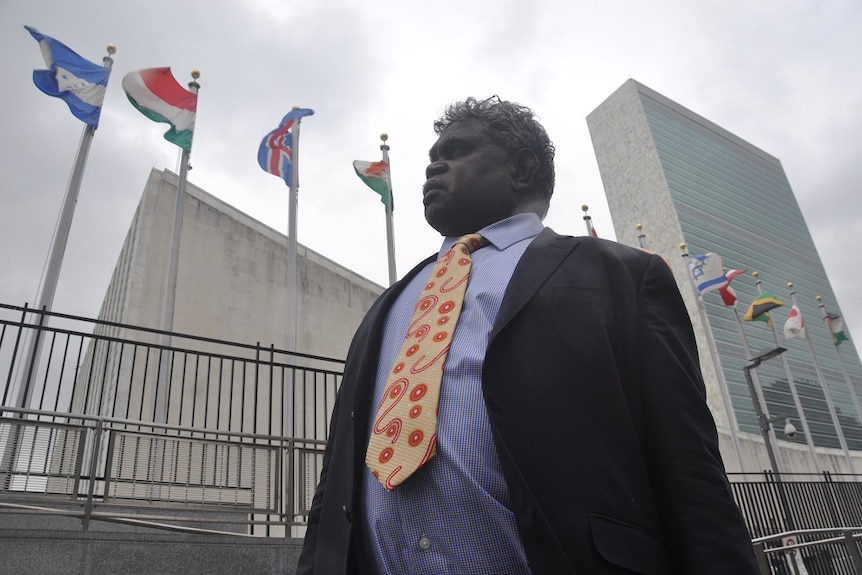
[72,168,384,433]
[587,79,862,475]
[97,168,383,359]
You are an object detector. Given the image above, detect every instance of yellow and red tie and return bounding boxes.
[366,233,486,490]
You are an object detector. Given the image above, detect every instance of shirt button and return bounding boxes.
[418,536,431,550]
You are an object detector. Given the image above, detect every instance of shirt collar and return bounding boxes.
[438,212,544,257]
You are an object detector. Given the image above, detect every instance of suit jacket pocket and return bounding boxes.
[588,514,671,574]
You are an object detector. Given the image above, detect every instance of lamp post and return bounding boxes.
[744,346,797,535]
[743,346,794,480]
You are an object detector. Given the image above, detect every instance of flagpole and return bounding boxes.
[581,204,595,237]
[380,133,397,286]
[679,245,748,476]
[145,70,200,502]
[817,296,862,429]
[284,106,305,357]
[636,223,647,249]
[154,70,200,425]
[786,284,855,473]
[752,272,821,473]
[2,41,116,497]
[13,44,117,413]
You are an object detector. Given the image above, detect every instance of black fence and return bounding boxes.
[732,472,862,574]
[0,302,342,534]
[1,302,343,440]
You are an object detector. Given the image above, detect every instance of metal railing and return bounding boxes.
[0,302,341,535]
[0,303,344,439]
[753,528,862,575]
[730,472,862,573]
[731,472,862,536]
[1,406,326,534]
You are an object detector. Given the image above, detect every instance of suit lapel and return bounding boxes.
[490,228,580,341]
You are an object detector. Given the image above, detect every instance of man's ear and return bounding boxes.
[510,148,538,192]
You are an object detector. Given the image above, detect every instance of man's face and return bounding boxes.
[423,118,519,236]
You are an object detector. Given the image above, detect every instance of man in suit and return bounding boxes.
[297,96,758,574]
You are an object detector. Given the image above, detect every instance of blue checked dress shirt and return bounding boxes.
[362,213,544,575]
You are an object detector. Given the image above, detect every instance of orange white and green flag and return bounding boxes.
[353,160,392,209]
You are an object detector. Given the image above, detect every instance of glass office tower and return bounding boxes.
[587,79,862,462]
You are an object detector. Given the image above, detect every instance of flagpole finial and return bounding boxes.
[291,105,301,110]
[787,282,794,289]
[679,243,686,251]
[103,45,117,67]
[380,133,388,142]
[816,295,823,302]
[752,271,759,278]
[582,204,589,213]
[636,223,642,231]
[188,70,201,92]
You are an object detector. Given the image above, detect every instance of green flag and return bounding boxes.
[353,160,392,209]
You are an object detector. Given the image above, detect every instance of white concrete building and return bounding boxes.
[97,168,383,358]
[72,168,384,437]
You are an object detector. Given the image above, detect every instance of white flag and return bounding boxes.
[688,253,726,296]
[784,305,806,340]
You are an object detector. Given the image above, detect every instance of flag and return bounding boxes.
[122,68,197,151]
[783,305,806,340]
[718,268,746,307]
[718,284,738,307]
[688,253,726,296]
[353,160,392,208]
[25,26,111,128]
[257,108,315,185]
[745,292,785,325]
[825,313,850,345]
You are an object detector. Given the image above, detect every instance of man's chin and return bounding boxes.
[424,207,448,236]
[424,205,482,236]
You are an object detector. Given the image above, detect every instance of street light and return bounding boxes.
[744,346,797,533]
[743,346,790,481]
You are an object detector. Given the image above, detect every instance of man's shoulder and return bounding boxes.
[534,228,654,263]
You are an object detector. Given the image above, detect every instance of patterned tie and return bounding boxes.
[366,233,487,490]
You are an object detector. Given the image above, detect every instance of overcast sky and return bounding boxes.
[1,0,860,358]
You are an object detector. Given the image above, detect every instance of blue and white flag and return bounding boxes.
[258,108,315,186]
[688,252,727,297]
[25,26,111,128]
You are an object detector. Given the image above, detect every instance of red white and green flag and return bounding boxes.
[353,160,392,209]
[826,313,850,345]
[122,67,197,151]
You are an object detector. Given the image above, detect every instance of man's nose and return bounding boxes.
[425,160,445,179]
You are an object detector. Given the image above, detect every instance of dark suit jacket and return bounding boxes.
[297,229,758,575]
